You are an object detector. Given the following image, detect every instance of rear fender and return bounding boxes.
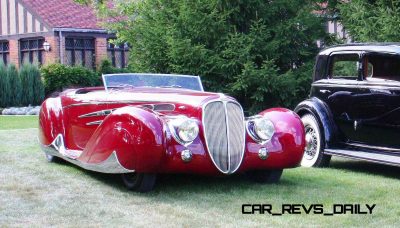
[81,106,165,172]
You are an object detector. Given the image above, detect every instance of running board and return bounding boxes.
[325,148,400,167]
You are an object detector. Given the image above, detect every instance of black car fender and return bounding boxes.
[294,97,339,148]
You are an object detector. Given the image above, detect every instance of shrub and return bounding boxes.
[0,62,9,108]
[98,59,130,74]
[6,64,22,107]
[20,64,36,106]
[41,64,100,95]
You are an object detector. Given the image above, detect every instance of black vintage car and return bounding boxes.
[295,43,400,167]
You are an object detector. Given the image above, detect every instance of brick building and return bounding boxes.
[0,0,128,69]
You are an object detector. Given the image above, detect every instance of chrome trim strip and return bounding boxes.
[345,142,400,153]
[64,101,175,108]
[40,135,134,174]
[78,109,114,118]
[86,120,103,126]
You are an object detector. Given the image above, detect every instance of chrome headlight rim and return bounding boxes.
[246,116,275,144]
[168,116,199,146]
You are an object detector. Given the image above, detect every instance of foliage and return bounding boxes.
[98,59,129,74]
[337,0,400,42]
[41,63,100,95]
[6,64,21,107]
[0,63,43,108]
[78,0,331,113]
[0,62,10,107]
[19,64,44,106]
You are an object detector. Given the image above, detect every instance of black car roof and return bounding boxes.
[319,43,400,55]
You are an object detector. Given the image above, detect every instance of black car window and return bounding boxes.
[330,54,359,79]
[365,54,400,82]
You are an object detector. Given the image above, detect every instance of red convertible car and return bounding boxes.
[39,73,305,192]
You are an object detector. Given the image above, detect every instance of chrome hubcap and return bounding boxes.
[304,126,318,160]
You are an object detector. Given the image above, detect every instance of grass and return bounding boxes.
[1,116,400,227]
[0,115,38,130]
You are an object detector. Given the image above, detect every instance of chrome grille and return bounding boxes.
[203,100,245,174]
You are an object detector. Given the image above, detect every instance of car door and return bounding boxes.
[312,52,364,144]
[350,53,400,150]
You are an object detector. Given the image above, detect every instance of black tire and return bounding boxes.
[45,154,63,163]
[247,169,283,184]
[122,173,157,193]
[300,114,331,167]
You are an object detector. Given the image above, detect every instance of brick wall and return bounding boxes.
[95,37,108,70]
[8,39,19,68]
[43,36,60,65]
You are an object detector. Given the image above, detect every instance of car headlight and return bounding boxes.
[169,117,199,145]
[247,116,275,143]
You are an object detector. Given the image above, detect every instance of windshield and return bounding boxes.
[103,73,204,91]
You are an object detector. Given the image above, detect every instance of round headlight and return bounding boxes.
[169,117,199,144]
[177,119,199,142]
[253,118,275,141]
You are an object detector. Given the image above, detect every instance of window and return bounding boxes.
[364,54,400,82]
[107,40,129,68]
[20,38,44,65]
[65,38,95,69]
[0,41,9,65]
[330,54,359,79]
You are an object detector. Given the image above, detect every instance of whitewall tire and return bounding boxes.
[300,114,331,167]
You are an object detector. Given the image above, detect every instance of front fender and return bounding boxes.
[240,108,305,171]
[80,106,165,172]
[294,97,338,147]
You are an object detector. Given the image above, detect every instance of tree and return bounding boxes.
[6,64,21,107]
[337,0,400,42]
[81,0,331,112]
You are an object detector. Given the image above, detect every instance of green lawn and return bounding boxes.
[0,116,399,226]
[0,115,38,130]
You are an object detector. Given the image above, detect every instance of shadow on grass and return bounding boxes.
[329,158,400,179]
[52,160,302,195]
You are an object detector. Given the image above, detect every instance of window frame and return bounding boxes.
[107,39,129,68]
[362,52,400,83]
[19,37,44,65]
[327,51,362,81]
[65,37,96,69]
[0,40,9,65]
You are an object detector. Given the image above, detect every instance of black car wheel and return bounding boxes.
[122,173,157,192]
[45,153,63,163]
[300,114,331,167]
[247,169,283,184]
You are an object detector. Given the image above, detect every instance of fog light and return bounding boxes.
[258,148,269,160]
[181,149,193,163]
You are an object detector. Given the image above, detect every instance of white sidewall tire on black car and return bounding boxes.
[301,114,330,167]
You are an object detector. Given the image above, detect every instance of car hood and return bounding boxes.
[64,87,225,107]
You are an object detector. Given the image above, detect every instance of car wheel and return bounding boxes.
[121,173,157,192]
[247,169,283,184]
[45,153,62,163]
[300,114,331,167]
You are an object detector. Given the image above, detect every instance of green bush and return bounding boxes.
[6,64,21,107]
[41,63,100,95]
[98,59,130,74]
[0,62,9,108]
[20,64,44,106]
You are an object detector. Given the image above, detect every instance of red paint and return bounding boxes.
[39,87,305,175]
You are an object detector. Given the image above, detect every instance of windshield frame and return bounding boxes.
[102,73,204,92]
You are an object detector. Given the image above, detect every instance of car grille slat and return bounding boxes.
[203,100,245,174]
